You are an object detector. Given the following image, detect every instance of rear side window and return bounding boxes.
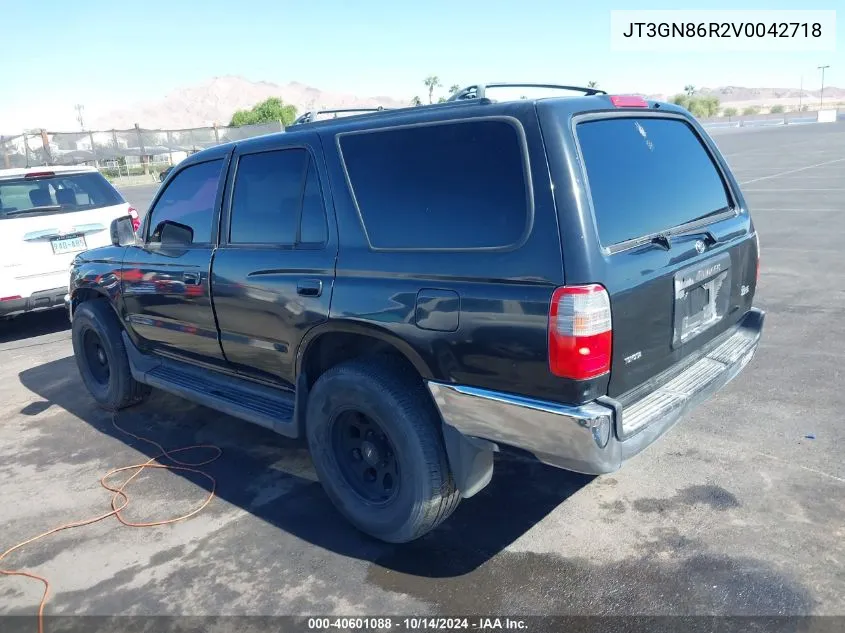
[339,119,530,250]
[0,172,123,220]
[577,117,731,247]
[229,148,327,246]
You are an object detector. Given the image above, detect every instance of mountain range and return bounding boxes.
[91,76,407,130]
[90,76,845,130]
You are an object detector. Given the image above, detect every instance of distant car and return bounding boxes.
[0,165,139,319]
[159,165,174,182]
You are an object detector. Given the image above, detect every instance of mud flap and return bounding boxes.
[441,422,495,498]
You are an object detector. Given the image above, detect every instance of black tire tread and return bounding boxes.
[72,299,150,410]
[308,356,460,542]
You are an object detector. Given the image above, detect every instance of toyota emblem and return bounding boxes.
[694,240,706,254]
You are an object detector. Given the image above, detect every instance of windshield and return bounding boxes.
[577,117,732,247]
[0,172,124,219]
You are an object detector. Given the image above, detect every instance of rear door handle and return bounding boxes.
[297,279,322,297]
[183,272,201,285]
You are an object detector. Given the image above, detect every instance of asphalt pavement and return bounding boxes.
[1,122,844,620]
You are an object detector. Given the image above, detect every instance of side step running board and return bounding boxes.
[122,332,298,437]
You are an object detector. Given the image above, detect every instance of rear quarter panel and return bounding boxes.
[315,102,608,403]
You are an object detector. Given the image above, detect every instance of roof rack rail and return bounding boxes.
[290,107,389,126]
[447,82,607,102]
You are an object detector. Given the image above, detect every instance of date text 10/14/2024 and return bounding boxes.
[307,617,529,631]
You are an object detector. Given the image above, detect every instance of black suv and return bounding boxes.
[67,82,764,543]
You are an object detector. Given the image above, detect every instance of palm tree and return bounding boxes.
[410,96,422,107]
[684,84,696,97]
[449,84,461,95]
[587,81,598,88]
[424,75,442,104]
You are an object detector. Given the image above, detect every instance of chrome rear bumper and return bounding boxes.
[427,308,764,475]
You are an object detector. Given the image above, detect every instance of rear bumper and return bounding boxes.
[427,308,764,475]
[0,287,69,318]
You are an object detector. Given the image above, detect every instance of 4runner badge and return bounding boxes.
[624,351,642,365]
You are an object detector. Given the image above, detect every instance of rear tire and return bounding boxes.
[71,300,150,410]
[306,357,460,543]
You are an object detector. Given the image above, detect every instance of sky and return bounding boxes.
[0,0,841,132]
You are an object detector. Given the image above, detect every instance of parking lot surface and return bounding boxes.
[2,123,844,617]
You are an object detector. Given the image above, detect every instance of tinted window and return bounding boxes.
[147,159,223,245]
[577,117,730,246]
[230,150,305,244]
[229,149,327,246]
[340,120,529,249]
[0,171,123,220]
[300,159,327,244]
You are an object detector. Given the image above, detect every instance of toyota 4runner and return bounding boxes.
[67,82,764,543]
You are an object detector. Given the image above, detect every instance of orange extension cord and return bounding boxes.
[0,411,223,633]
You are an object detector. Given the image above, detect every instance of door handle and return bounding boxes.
[297,279,322,297]
[183,272,201,285]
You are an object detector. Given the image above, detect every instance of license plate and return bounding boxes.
[51,235,87,254]
[673,252,731,348]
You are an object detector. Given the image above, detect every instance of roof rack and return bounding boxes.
[447,82,607,102]
[290,107,389,126]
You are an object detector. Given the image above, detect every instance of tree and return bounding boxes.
[587,81,598,88]
[684,84,696,97]
[230,97,298,127]
[670,94,690,110]
[670,94,720,118]
[424,75,442,104]
[410,96,423,107]
[449,84,461,96]
[723,107,738,117]
[770,104,785,114]
[742,106,760,116]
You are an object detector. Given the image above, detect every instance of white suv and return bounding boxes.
[0,165,139,319]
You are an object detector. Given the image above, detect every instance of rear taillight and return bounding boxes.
[128,206,140,232]
[0,295,22,302]
[549,284,612,380]
[610,95,648,108]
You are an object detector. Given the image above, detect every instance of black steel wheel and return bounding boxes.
[82,328,111,385]
[71,300,150,410]
[331,410,400,505]
[306,357,461,543]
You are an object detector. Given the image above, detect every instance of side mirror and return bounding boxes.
[110,215,136,246]
[153,220,194,246]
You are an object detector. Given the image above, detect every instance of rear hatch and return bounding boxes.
[0,170,129,284]
[543,103,759,403]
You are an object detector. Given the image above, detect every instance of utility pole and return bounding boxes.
[818,65,830,109]
[798,75,803,112]
[74,104,85,130]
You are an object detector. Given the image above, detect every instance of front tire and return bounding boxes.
[306,357,460,543]
[71,300,150,410]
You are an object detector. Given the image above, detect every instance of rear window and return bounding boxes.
[339,119,530,250]
[0,171,123,220]
[577,117,731,247]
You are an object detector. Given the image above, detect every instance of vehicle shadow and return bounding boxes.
[18,356,591,577]
[0,309,70,345]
